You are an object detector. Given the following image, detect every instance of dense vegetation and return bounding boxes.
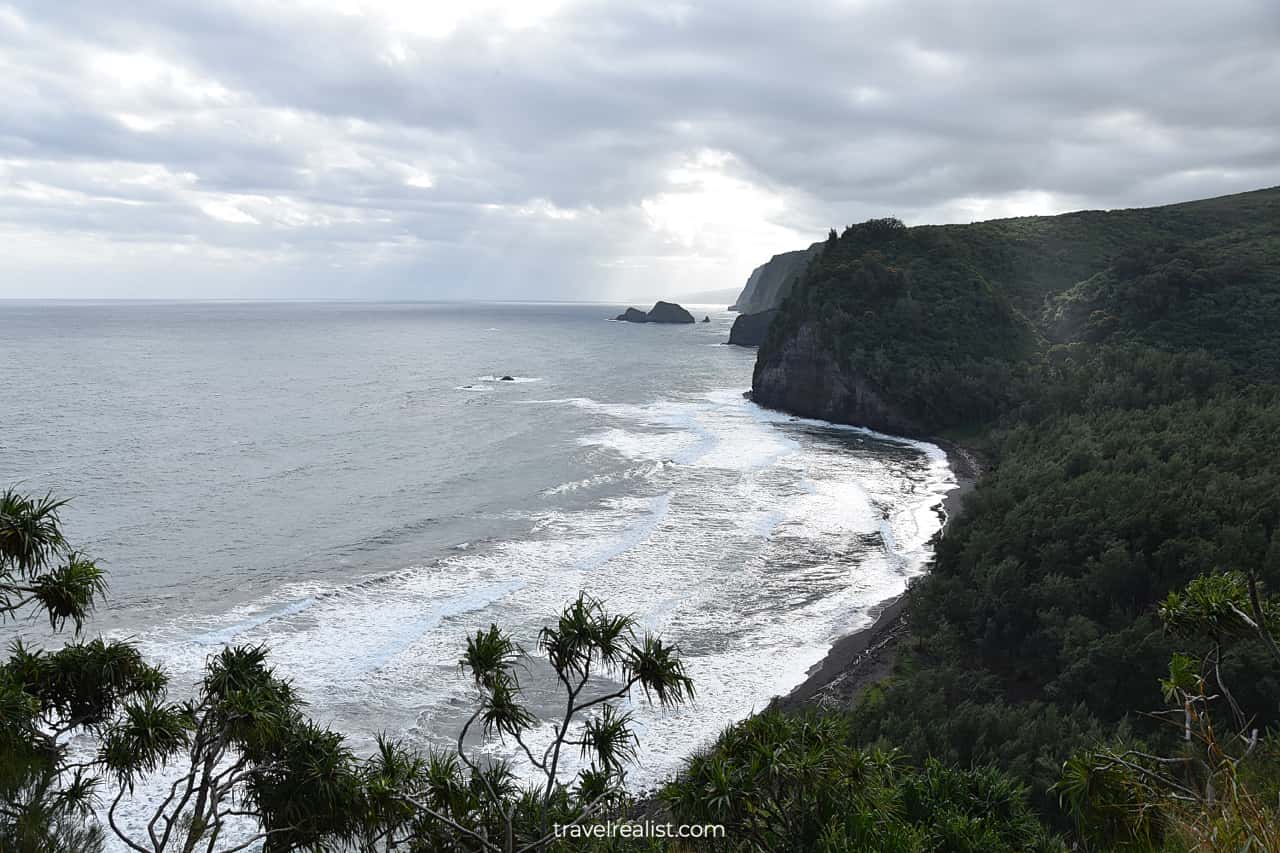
[758,219,1038,430]
[662,711,1060,852]
[745,185,1280,848]
[758,186,1280,433]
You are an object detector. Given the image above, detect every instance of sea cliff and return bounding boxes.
[729,243,821,314]
[751,321,924,435]
[726,309,775,347]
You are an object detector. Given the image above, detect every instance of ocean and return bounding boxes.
[0,300,952,838]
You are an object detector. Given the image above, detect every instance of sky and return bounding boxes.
[1,1,1278,301]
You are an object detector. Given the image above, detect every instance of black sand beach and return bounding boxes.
[773,443,981,712]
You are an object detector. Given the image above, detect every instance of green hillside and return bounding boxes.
[741,186,1280,848]
[757,186,1280,434]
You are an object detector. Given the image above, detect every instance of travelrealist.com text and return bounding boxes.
[554,821,727,840]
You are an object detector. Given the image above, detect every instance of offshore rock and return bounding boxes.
[644,301,696,323]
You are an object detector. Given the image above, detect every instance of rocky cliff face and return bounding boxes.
[729,243,822,314]
[727,310,777,347]
[730,264,766,312]
[751,321,925,436]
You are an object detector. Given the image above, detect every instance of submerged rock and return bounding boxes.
[728,309,777,347]
[500,375,515,381]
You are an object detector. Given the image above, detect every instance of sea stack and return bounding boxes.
[613,301,697,324]
[643,301,696,323]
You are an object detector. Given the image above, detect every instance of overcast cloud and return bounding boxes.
[1,0,1278,299]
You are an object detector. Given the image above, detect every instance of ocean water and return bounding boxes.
[0,301,952,839]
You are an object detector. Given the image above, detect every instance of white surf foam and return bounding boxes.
[100,385,956,847]
[539,392,797,471]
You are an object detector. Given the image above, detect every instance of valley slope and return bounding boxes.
[746,186,1280,830]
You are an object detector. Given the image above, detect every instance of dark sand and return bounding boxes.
[772,443,981,712]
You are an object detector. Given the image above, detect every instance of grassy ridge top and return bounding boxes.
[929,185,1280,310]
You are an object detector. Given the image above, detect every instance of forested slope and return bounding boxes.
[741,186,1280,844]
[754,186,1280,434]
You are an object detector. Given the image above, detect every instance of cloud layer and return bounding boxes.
[2,0,1278,299]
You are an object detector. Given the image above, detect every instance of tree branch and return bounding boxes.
[515,787,615,853]
[108,785,154,853]
[1245,571,1280,666]
[400,793,502,853]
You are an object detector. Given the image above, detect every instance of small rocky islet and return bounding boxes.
[612,300,696,324]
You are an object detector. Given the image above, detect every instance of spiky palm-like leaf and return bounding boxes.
[31,553,107,632]
[575,703,637,777]
[462,624,523,690]
[0,489,68,575]
[625,633,694,707]
[98,696,192,788]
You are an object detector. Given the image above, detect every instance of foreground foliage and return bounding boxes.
[1056,569,1280,851]
[0,486,1077,851]
[2,489,157,853]
[663,711,1062,852]
[2,488,706,851]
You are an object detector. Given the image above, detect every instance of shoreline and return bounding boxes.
[933,438,981,533]
[772,443,980,711]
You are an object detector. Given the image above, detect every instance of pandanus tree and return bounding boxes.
[2,489,368,853]
[363,592,695,852]
[102,644,366,853]
[1056,567,1280,851]
[4,486,697,851]
[1,489,163,852]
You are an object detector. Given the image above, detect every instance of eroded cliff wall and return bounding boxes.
[729,243,821,314]
[751,321,925,436]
